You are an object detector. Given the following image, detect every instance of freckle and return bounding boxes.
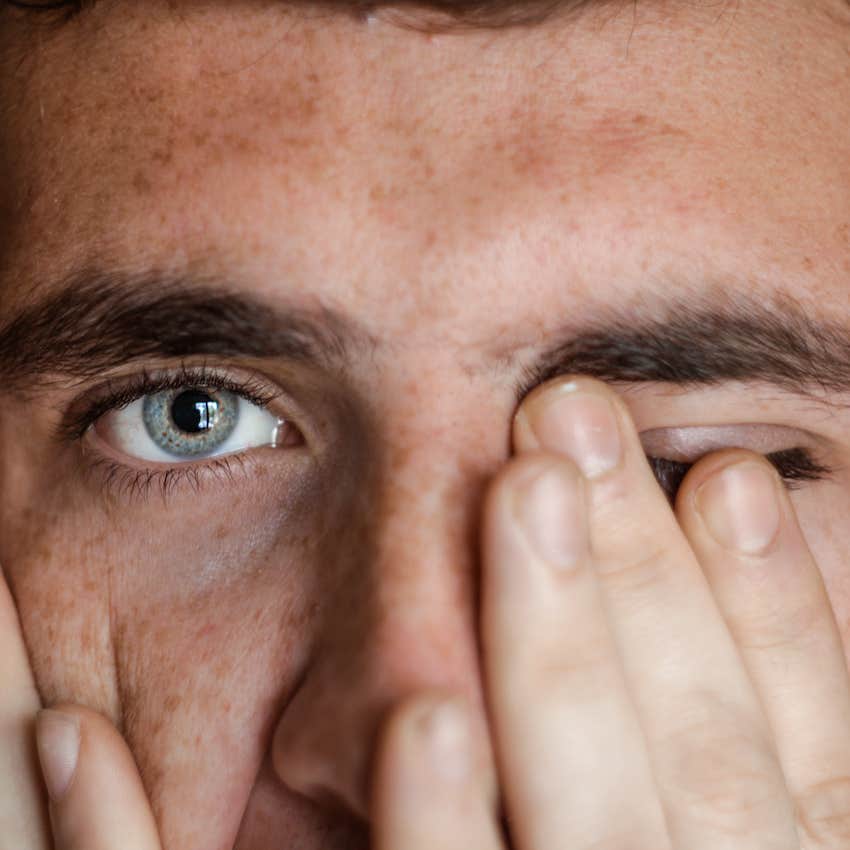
[132,171,152,194]
[142,87,162,105]
[151,148,173,166]
[369,183,388,203]
[233,136,258,155]
[195,622,215,640]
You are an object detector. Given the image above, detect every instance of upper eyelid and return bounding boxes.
[638,423,823,462]
[56,363,287,443]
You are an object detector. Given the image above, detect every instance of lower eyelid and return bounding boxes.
[86,453,254,502]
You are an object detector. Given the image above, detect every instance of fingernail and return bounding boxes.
[695,461,781,555]
[36,710,81,803]
[417,698,471,783]
[524,385,622,479]
[513,464,586,570]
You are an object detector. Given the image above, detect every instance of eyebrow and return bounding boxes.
[0,269,377,393]
[2,269,850,407]
[509,287,850,405]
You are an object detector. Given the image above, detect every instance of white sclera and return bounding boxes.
[98,396,283,463]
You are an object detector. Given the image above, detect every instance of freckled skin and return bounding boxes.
[1,2,850,848]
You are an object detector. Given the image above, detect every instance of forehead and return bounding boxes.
[2,1,850,351]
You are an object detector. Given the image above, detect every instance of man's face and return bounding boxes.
[1,1,850,847]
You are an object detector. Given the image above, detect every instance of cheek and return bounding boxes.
[112,564,317,845]
[1,505,119,716]
[103,501,326,845]
[5,482,324,706]
[4,487,328,847]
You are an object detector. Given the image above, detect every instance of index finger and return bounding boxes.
[0,565,51,850]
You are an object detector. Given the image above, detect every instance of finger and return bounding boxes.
[480,453,671,850]
[514,377,800,850]
[0,566,51,850]
[370,694,503,850]
[677,451,850,848]
[36,704,162,850]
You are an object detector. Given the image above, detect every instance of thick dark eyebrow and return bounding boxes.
[0,269,377,394]
[509,287,850,406]
[2,270,850,407]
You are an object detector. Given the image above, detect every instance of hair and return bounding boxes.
[4,0,609,31]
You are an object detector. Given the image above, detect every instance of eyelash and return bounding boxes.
[63,364,284,500]
[648,448,835,505]
[62,364,280,441]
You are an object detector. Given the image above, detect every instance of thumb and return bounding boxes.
[35,705,162,850]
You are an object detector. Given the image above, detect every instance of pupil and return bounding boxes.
[171,390,219,434]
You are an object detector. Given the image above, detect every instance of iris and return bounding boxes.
[142,388,239,457]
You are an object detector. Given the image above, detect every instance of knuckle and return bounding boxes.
[530,634,619,699]
[663,697,788,835]
[795,775,850,849]
[595,541,677,593]
[736,599,824,655]
[502,620,615,696]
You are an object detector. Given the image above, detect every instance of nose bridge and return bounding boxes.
[271,395,505,822]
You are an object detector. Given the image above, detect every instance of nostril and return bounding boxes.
[272,715,373,824]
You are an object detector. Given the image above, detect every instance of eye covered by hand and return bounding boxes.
[372,376,850,850]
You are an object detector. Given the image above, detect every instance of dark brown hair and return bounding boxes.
[5,0,604,31]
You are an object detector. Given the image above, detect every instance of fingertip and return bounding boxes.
[38,704,162,850]
[35,709,81,803]
[674,448,770,516]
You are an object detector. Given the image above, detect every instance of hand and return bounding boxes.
[0,567,161,850]
[371,376,850,850]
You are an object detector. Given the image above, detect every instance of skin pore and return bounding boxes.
[1,1,850,848]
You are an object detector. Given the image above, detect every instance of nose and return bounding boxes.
[271,396,506,823]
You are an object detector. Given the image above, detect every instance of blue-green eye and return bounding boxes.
[142,388,239,457]
[96,386,282,462]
